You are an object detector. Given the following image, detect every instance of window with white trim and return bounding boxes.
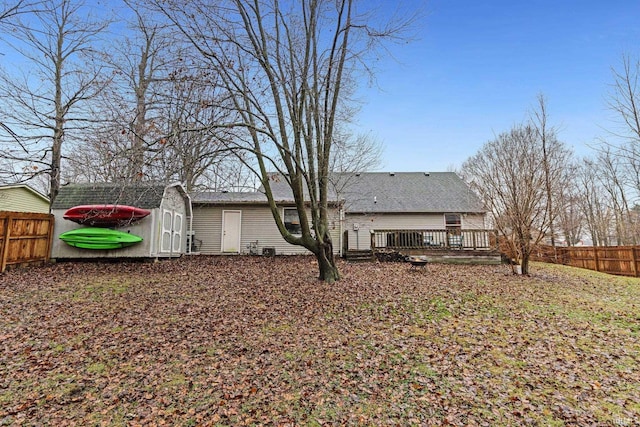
[284,207,302,235]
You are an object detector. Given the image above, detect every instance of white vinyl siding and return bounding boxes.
[0,187,49,213]
[463,213,486,229]
[192,204,341,256]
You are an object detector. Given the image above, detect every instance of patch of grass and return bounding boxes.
[86,278,130,295]
[50,342,66,353]
[70,278,130,302]
[86,362,107,375]
[261,321,293,335]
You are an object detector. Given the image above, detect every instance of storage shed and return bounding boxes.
[51,182,191,259]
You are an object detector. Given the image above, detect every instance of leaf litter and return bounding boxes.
[0,256,638,426]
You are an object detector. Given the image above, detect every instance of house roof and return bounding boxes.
[259,173,343,204]
[191,191,268,204]
[192,172,484,213]
[0,184,50,203]
[337,172,485,214]
[192,174,341,205]
[51,182,174,210]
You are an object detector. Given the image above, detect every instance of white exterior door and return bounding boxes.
[222,210,241,253]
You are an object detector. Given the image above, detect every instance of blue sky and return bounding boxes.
[356,0,640,172]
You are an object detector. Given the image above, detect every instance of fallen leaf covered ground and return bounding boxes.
[0,256,639,426]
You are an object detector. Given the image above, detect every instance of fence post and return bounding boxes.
[1,214,12,273]
[632,246,638,277]
[593,246,600,272]
[45,215,54,263]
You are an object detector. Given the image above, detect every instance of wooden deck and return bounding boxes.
[369,229,502,265]
[371,229,497,250]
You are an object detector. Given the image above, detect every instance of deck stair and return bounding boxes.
[345,249,375,262]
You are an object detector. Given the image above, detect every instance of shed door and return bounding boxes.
[161,210,183,254]
[172,213,183,253]
[222,210,241,253]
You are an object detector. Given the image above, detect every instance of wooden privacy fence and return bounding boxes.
[534,244,640,277]
[0,211,54,273]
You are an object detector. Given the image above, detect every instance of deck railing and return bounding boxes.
[371,229,497,251]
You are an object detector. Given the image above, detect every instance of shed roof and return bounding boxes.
[52,182,171,210]
[337,172,485,214]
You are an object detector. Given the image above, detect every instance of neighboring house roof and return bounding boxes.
[51,182,175,210]
[338,172,485,214]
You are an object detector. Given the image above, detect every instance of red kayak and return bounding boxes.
[63,205,151,226]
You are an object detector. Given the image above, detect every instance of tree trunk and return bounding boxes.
[520,252,530,275]
[315,235,340,283]
[50,136,62,205]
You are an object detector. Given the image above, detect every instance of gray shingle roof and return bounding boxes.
[51,183,168,210]
[191,172,485,213]
[191,191,268,204]
[193,174,340,205]
[262,173,340,202]
[338,172,485,213]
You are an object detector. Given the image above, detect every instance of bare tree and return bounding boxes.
[150,0,414,282]
[153,66,245,192]
[594,147,638,245]
[576,158,614,246]
[607,55,640,147]
[65,7,247,191]
[554,167,584,246]
[0,0,110,203]
[0,1,42,22]
[530,94,558,249]
[64,4,174,183]
[462,123,572,275]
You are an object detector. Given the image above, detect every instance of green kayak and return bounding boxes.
[59,227,143,250]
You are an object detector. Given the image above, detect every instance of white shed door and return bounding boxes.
[222,210,241,253]
[172,213,183,253]
[161,210,183,254]
[161,210,172,252]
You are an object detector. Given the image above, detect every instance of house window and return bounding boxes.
[284,208,302,235]
[445,213,461,231]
